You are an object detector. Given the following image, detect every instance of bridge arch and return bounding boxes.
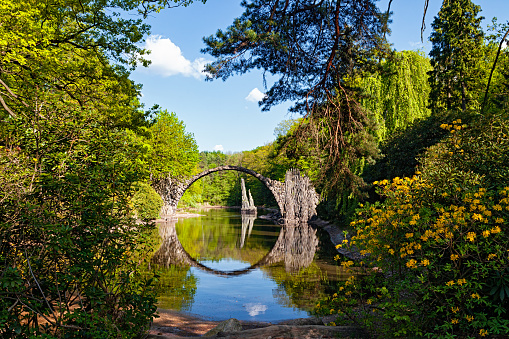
[152,167,319,222]
[152,165,285,217]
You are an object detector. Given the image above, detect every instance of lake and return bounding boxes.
[147,208,348,322]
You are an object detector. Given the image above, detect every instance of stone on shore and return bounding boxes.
[203,318,243,337]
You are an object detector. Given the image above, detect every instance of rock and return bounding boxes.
[276,317,323,326]
[214,324,367,338]
[203,318,243,337]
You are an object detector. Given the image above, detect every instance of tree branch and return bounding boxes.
[481,27,509,114]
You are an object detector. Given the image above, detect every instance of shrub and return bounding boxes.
[132,181,163,220]
[322,112,509,338]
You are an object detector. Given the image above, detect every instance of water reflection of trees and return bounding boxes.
[151,218,319,276]
[149,219,197,311]
[150,215,348,315]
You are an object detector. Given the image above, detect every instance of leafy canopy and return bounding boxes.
[203,0,391,198]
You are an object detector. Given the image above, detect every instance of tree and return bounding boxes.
[428,0,485,112]
[202,0,390,195]
[361,50,432,141]
[0,0,203,336]
[145,110,200,180]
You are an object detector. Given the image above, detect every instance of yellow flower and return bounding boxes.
[451,307,459,313]
[451,318,459,324]
[341,260,354,268]
[491,226,502,233]
[465,315,474,322]
[488,253,497,260]
[421,259,430,266]
[494,218,504,224]
[457,279,467,286]
[450,254,459,261]
[482,230,491,238]
[405,233,414,238]
[406,259,417,268]
[472,213,483,221]
[366,299,373,305]
[480,329,488,337]
[446,280,455,286]
[466,232,476,242]
[494,204,503,211]
[471,293,481,299]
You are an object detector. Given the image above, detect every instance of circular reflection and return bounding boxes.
[151,215,319,276]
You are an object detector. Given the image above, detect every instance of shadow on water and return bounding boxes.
[147,209,350,321]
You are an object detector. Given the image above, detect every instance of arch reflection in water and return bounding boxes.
[151,217,319,276]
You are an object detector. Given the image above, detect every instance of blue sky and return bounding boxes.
[130,0,509,153]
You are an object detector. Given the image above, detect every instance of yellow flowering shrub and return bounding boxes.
[320,113,509,338]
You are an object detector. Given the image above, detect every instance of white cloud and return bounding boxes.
[143,35,209,79]
[244,303,268,317]
[245,88,266,102]
[213,145,224,151]
[409,41,425,48]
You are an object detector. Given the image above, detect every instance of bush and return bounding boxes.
[132,181,163,220]
[0,123,158,338]
[322,112,509,338]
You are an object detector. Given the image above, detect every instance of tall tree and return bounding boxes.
[202,0,390,194]
[0,0,204,336]
[428,0,485,112]
[146,110,199,180]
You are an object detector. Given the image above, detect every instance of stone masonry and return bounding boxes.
[152,166,319,222]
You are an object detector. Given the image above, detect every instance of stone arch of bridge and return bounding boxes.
[153,165,285,217]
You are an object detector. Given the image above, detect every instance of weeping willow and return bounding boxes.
[362,50,432,142]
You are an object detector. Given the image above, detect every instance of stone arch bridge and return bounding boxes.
[152,166,319,222]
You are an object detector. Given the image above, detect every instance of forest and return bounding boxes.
[1,0,509,337]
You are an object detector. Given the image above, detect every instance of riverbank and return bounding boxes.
[147,309,363,338]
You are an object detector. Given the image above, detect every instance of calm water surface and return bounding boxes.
[147,208,348,322]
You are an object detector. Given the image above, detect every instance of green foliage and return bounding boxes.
[132,181,164,220]
[361,50,432,141]
[0,116,158,337]
[195,151,241,206]
[428,0,486,112]
[0,0,203,336]
[190,149,283,208]
[363,110,476,183]
[323,112,509,337]
[484,20,509,111]
[203,0,391,211]
[145,110,199,180]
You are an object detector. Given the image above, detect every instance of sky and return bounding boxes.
[129,0,509,153]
